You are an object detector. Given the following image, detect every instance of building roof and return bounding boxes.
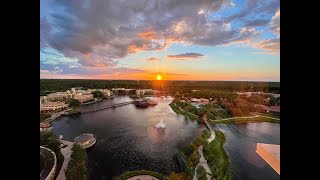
[256,143,280,174]
[254,104,270,111]
[74,133,94,143]
[270,106,280,112]
[40,122,52,128]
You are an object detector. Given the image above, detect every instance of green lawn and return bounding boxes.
[40,113,51,122]
[113,170,166,180]
[210,116,280,125]
[169,103,202,123]
[202,130,232,180]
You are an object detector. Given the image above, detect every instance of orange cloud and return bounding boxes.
[138,31,158,40]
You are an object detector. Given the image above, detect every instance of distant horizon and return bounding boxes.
[40,78,280,83]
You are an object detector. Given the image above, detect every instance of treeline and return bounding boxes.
[66,144,88,180]
[221,98,256,117]
[40,132,64,178]
[40,79,280,95]
[190,90,237,100]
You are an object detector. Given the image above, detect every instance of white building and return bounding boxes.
[74,93,94,103]
[98,89,111,97]
[40,101,69,113]
[46,92,72,101]
[136,89,153,96]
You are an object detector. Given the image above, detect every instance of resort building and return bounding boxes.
[40,101,69,113]
[136,89,153,96]
[254,104,271,113]
[40,122,53,132]
[256,143,280,175]
[98,89,111,97]
[270,106,280,115]
[74,93,94,103]
[46,92,72,102]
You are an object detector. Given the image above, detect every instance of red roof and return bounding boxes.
[270,106,280,113]
[40,122,52,128]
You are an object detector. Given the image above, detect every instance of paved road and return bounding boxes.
[56,139,75,180]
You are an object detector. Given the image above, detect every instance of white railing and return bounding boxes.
[40,146,57,180]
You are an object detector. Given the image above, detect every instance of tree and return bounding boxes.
[40,131,60,153]
[92,90,104,98]
[40,113,51,122]
[167,172,191,180]
[66,144,88,180]
[66,99,81,107]
[197,166,207,180]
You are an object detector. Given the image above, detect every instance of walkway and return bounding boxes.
[127,175,159,180]
[80,101,134,114]
[56,139,75,180]
[193,119,215,180]
[44,111,65,123]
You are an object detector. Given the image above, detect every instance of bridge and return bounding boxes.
[80,101,135,114]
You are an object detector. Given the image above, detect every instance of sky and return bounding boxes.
[40,0,280,81]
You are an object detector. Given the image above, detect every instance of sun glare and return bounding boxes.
[157,74,162,80]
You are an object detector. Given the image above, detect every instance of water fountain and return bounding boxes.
[155,119,166,129]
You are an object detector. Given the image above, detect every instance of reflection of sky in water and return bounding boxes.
[216,123,280,180]
[52,96,203,179]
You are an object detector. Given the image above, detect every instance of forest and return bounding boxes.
[40,79,280,96]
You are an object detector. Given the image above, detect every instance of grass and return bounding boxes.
[210,116,280,125]
[169,103,202,123]
[253,112,280,119]
[196,166,207,180]
[113,170,166,180]
[202,129,232,180]
[40,113,51,122]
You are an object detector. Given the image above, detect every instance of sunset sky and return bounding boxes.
[40,0,280,81]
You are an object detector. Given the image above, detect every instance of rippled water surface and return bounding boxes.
[52,96,203,179]
[216,122,280,180]
[53,96,280,180]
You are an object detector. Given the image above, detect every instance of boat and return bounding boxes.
[135,100,149,107]
[148,99,158,105]
[96,98,103,102]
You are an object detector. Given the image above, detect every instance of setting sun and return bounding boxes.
[156,74,162,80]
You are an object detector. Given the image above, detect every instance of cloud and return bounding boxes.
[40,0,280,77]
[270,10,280,37]
[40,0,258,64]
[167,53,204,60]
[254,38,279,53]
[145,57,160,61]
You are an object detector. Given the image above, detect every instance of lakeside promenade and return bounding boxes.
[56,139,75,180]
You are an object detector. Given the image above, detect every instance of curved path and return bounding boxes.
[174,103,280,180]
[126,175,159,180]
[56,139,75,180]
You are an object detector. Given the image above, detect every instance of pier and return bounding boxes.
[80,101,135,114]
